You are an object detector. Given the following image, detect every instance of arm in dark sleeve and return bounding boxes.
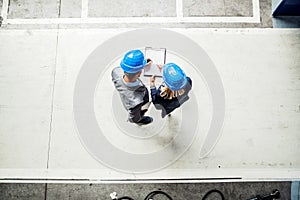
[150,86,158,104]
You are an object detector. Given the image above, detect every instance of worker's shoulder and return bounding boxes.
[111,66,123,78]
[112,66,122,73]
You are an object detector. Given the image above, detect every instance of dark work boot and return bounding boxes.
[137,116,153,125]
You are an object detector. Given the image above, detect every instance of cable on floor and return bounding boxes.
[202,189,225,200]
[144,190,173,200]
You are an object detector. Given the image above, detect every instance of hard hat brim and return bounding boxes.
[120,59,147,73]
[164,76,188,91]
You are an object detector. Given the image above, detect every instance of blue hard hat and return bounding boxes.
[163,63,187,91]
[120,49,147,73]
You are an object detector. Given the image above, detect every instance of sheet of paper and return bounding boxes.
[144,47,166,77]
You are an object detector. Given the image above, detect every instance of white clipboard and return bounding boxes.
[143,47,166,77]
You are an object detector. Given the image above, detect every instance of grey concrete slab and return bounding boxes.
[0,184,46,200]
[88,0,176,17]
[225,0,253,16]
[47,29,211,175]
[41,29,300,180]
[1,0,273,28]
[46,182,291,200]
[46,30,114,170]
[183,0,226,17]
[260,0,273,28]
[0,30,57,168]
[188,29,300,169]
[60,0,81,18]
[8,0,59,18]
[0,29,298,180]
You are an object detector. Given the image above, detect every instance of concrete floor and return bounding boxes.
[0,0,300,199]
[1,0,272,28]
[0,182,292,199]
[1,28,300,178]
[0,27,299,199]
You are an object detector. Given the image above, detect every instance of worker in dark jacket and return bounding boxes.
[150,63,192,118]
[112,49,153,125]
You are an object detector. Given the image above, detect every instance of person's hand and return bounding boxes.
[145,58,152,67]
[157,64,163,72]
[150,75,155,87]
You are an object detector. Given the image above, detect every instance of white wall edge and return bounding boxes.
[3,16,261,25]
[0,168,299,183]
[252,0,261,23]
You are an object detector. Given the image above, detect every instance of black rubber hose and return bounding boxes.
[144,190,173,200]
[202,189,225,200]
[118,196,135,200]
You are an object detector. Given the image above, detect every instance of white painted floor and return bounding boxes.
[0,28,299,182]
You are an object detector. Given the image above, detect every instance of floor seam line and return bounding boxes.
[44,183,48,200]
[58,0,62,17]
[46,28,60,169]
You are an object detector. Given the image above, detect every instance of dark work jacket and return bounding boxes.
[150,77,192,118]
